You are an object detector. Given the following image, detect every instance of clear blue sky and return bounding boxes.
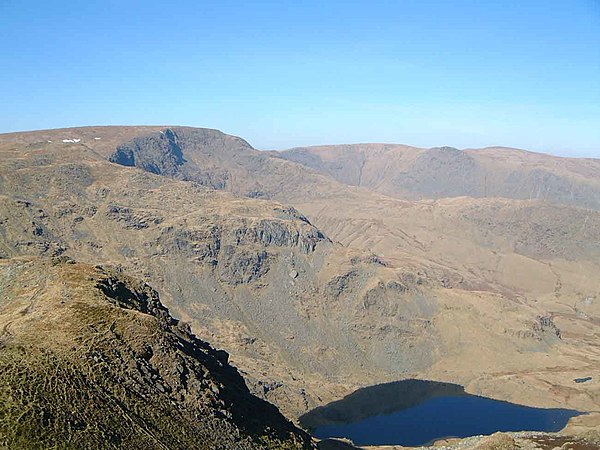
[1,1,599,156]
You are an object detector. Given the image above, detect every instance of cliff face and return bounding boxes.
[0,257,314,450]
[110,128,187,176]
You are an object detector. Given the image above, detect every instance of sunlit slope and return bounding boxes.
[0,257,314,449]
[277,143,600,210]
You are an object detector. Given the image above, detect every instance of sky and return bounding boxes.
[0,1,599,156]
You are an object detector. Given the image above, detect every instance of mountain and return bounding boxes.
[0,257,314,449]
[276,143,600,210]
[1,126,599,438]
[1,127,428,417]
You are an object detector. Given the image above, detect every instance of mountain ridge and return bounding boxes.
[3,125,597,161]
[276,141,600,210]
[0,256,315,449]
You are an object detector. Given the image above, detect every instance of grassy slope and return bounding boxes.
[0,257,314,450]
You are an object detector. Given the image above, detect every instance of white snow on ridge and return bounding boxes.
[94,137,101,140]
[62,138,81,143]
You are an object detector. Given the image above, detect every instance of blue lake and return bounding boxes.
[299,380,581,447]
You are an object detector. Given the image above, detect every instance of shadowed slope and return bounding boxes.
[0,257,314,450]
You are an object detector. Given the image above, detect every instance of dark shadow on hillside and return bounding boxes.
[300,379,465,430]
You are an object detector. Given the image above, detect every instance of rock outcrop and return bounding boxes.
[0,258,315,450]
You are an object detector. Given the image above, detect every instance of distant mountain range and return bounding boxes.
[277,143,600,210]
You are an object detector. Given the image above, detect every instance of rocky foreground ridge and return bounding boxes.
[0,257,314,449]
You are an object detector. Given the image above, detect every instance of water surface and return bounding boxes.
[300,380,581,447]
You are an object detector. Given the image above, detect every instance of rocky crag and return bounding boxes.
[0,257,314,449]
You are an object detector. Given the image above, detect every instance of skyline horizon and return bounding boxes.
[0,122,597,159]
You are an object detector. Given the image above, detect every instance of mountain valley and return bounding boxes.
[1,126,599,448]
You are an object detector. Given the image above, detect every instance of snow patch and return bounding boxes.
[62,139,81,143]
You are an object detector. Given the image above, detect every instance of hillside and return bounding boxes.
[1,126,599,436]
[0,126,347,203]
[276,143,600,210]
[0,257,314,449]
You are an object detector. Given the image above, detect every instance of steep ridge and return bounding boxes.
[276,144,600,210]
[1,126,600,434]
[0,257,314,449]
[0,125,344,202]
